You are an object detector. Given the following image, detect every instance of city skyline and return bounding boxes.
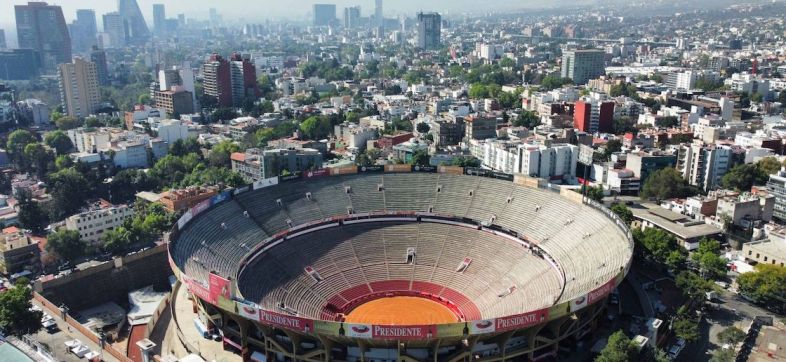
[0,0,555,32]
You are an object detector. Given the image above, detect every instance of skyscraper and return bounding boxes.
[58,58,101,118]
[313,4,337,26]
[560,49,605,85]
[416,12,441,50]
[90,46,109,86]
[118,0,150,45]
[202,54,233,108]
[0,30,6,49]
[15,2,72,74]
[102,12,126,48]
[375,0,383,27]
[229,53,260,107]
[71,9,98,53]
[153,4,166,35]
[344,6,361,29]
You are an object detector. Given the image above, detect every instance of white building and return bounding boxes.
[334,123,377,151]
[65,202,135,245]
[677,143,733,192]
[468,139,578,179]
[154,119,190,145]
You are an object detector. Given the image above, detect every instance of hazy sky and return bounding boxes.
[1,0,550,29]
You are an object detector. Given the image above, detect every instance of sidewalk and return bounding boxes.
[170,283,241,362]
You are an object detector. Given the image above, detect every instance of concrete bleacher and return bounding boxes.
[171,173,632,322]
[236,221,562,320]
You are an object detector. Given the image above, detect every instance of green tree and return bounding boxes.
[102,226,134,254]
[512,110,540,129]
[717,326,745,345]
[603,139,623,161]
[673,307,699,342]
[7,129,37,166]
[585,185,605,202]
[611,203,634,224]
[757,157,783,176]
[24,143,53,178]
[641,168,696,201]
[409,149,430,167]
[721,163,763,191]
[737,264,786,303]
[300,116,332,140]
[46,229,87,263]
[691,238,727,279]
[83,117,104,128]
[55,116,82,130]
[655,116,679,128]
[675,271,714,300]
[208,140,241,167]
[212,108,239,122]
[416,123,431,134]
[451,156,481,167]
[16,191,49,233]
[48,167,90,220]
[595,330,638,362]
[709,348,735,362]
[169,137,201,157]
[0,279,42,336]
[44,130,74,155]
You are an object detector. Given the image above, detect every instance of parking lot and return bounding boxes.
[28,300,119,362]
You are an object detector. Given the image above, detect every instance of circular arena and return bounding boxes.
[167,167,633,362]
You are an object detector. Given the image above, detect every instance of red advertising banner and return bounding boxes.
[588,278,617,304]
[209,273,231,303]
[372,325,437,340]
[495,309,549,332]
[260,310,314,333]
[187,278,213,304]
[304,168,330,178]
[191,199,211,217]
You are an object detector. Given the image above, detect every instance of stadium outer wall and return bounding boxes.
[166,165,634,362]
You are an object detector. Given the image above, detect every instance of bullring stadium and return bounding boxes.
[167,165,633,362]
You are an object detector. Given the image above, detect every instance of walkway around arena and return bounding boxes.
[171,281,241,362]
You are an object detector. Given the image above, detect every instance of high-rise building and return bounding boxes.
[209,8,222,26]
[230,53,260,106]
[344,6,361,28]
[202,54,258,108]
[313,4,337,26]
[0,49,42,80]
[767,169,786,223]
[677,144,733,192]
[118,0,150,45]
[560,49,605,85]
[416,12,441,50]
[201,54,233,108]
[15,2,72,74]
[0,29,6,49]
[58,58,101,118]
[70,9,98,53]
[153,4,166,35]
[574,97,614,133]
[375,0,383,27]
[102,12,126,48]
[90,46,109,86]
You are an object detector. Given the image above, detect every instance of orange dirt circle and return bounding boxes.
[344,296,460,325]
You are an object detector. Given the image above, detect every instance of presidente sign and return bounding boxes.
[588,278,617,304]
[372,325,436,340]
[495,309,549,332]
[260,310,314,333]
